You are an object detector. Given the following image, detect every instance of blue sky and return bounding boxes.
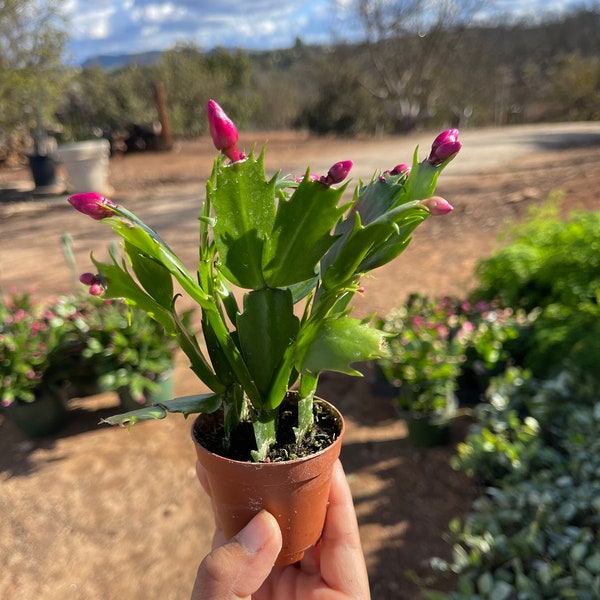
[63,0,583,65]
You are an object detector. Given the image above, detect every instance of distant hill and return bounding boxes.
[81,50,163,70]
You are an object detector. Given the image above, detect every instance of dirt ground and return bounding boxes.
[1,127,599,599]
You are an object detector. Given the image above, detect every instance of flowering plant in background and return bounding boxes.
[377,295,537,414]
[376,294,471,418]
[51,294,185,403]
[457,300,535,377]
[0,293,66,406]
[68,99,460,461]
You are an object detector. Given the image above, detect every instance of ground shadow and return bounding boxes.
[316,369,476,599]
[0,393,124,478]
[528,130,600,150]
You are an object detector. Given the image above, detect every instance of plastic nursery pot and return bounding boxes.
[191,397,345,567]
[117,368,175,412]
[27,153,58,189]
[5,387,69,438]
[405,413,451,448]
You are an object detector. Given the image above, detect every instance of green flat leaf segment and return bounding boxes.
[101,393,222,427]
[296,316,388,377]
[322,201,427,290]
[210,152,276,289]
[356,210,428,273]
[92,253,175,333]
[124,240,174,308]
[106,215,210,309]
[237,288,299,401]
[262,178,347,287]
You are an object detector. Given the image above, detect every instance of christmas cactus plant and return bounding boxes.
[68,100,460,461]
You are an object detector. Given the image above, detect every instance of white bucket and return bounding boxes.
[56,139,111,194]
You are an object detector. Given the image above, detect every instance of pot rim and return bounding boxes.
[191,395,345,466]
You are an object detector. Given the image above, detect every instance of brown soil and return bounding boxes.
[1,128,599,599]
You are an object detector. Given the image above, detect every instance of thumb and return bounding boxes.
[191,510,282,600]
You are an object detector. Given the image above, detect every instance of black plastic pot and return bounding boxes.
[28,154,58,189]
[405,413,451,448]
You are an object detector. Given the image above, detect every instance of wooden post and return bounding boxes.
[154,81,173,151]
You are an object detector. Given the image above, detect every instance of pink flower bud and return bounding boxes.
[68,192,117,220]
[79,272,97,285]
[428,129,461,166]
[320,160,353,186]
[419,196,454,216]
[89,283,105,296]
[389,163,411,176]
[206,99,245,162]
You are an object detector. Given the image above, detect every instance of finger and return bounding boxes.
[191,510,282,600]
[211,527,227,552]
[298,540,321,575]
[319,460,370,596]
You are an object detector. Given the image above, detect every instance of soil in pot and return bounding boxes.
[195,393,341,462]
[192,394,344,566]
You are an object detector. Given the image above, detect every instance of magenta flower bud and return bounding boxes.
[320,160,353,186]
[206,99,245,162]
[89,282,105,296]
[79,272,97,285]
[419,196,454,216]
[390,163,411,176]
[428,129,461,166]
[68,192,117,220]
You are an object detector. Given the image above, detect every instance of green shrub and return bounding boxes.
[376,295,472,416]
[376,295,534,412]
[452,368,570,486]
[472,200,600,312]
[50,294,183,402]
[471,201,600,380]
[432,369,600,599]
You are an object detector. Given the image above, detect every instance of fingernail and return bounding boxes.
[236,510,272,554]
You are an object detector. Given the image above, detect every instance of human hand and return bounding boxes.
[191,459,370,599]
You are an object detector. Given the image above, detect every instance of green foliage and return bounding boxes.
[0,292,66,404]
[81,128,456,459]
[0,291,178,407]
[434,369,600,599]
[49,294,184,403]
[548,53,600,121]
[59,65,157,140]
[376,295,468,416]
[471,202,600,380]
[452,368,561,486]
[0,0,69,150]
[375,295,533,416]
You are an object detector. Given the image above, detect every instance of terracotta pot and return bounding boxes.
[191,397,344,566]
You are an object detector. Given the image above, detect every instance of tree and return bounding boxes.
[0,0,69,154]
[354,0,488,131]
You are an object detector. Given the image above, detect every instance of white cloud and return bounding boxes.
[134,2,189,23]
[65,0,583,64]
[70,4,116,41]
